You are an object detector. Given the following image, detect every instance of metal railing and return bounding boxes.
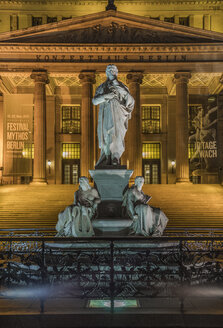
[0,235,223,313]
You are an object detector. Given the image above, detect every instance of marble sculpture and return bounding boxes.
[122,176,168,236]
[56,177,101,237]
[56,65,168,238]
[92,64,135,166]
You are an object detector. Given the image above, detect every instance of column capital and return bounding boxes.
[127,72,143,84]
[79,71,96,84]
[174,71,191,83]
[30,70,49,84]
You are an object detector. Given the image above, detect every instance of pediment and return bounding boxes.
[1,10,223,44]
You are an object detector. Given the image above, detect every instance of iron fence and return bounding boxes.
[0,236,223,313]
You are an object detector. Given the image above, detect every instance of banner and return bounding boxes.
[3,95,33,176]
[189,96,218,175]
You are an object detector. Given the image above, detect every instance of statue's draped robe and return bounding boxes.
[94,79,135,159]
[56,188,99,237]
[123,186,168,236]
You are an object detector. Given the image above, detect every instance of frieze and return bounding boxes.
[1,50,223,64]
[35,54,188,63]
[0,52,223,64]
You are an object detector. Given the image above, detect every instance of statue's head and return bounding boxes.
[135,176,144,190]
[79,176,91,191]
[106,64,118,80]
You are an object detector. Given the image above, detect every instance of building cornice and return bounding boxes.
[0,43,223,53]
[0,0,222,6]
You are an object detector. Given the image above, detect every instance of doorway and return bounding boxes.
[143,159,161,184]
[62,159,80,184]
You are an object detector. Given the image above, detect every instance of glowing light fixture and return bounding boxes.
[171,160,176,174]
[47,160,52,174]
[88,299,138,308]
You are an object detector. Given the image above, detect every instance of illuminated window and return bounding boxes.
[32,17,42,26]
[142,143,160,159]
[164,17,174,23]
[62,105,81,134]
[22,144,34,159]
[142,105,160,134]
[62,143,80,159]
[179,17,189,26]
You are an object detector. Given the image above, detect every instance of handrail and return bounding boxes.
[0,236,223,241]
[0,227,222,231]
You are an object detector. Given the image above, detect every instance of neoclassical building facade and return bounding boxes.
[0,1,223,185]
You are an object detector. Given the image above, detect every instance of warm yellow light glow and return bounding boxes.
[62,151,68,158]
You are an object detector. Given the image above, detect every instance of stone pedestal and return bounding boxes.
[89,169,133,201]
[89,169,133,235]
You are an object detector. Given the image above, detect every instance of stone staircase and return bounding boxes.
[0,184,223,231]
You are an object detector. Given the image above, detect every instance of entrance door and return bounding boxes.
[143,160,161,184]
[62,160,80,184]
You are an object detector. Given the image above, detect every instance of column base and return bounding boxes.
[176,178,191,184]
[30,178,48,185]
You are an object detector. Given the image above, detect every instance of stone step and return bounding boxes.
[0,184,223,230]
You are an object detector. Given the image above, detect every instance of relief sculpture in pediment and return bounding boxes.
[55,23,204,44]
[7,22,214,44]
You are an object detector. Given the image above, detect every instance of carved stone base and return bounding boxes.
[92,200,132,235]
[89,169,133,235]
[89,169,133,201]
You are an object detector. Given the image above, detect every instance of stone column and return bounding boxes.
[174,72,191,183]
[79,72,95,178]
[126,72,143,179]
[217,77,223,185]
[30,70,49,184]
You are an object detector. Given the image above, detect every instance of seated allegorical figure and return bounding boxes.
[56,177,101,237]
[122,176,168,236]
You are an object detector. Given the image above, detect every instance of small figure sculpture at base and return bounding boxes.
[56,177,101,237]
[122,176,168,236]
